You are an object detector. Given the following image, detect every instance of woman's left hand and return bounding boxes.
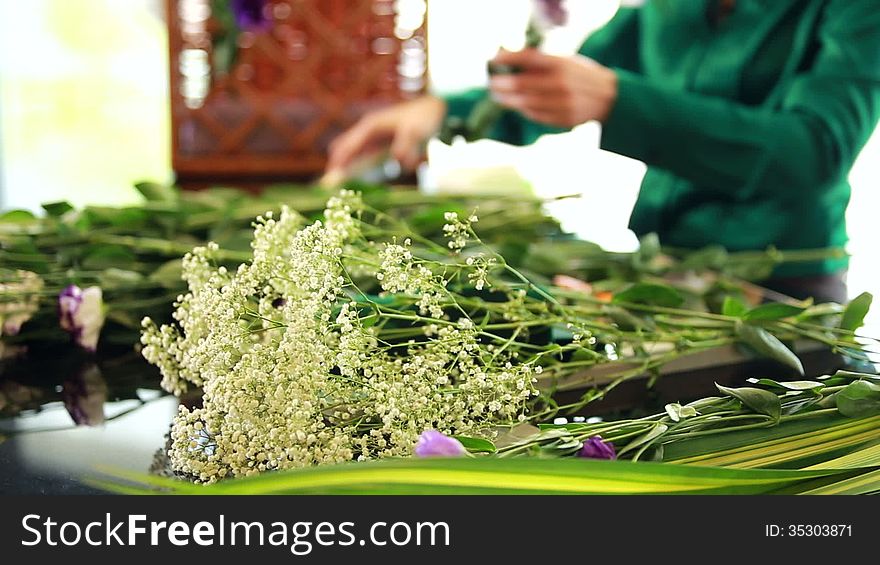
[489,49,619,128]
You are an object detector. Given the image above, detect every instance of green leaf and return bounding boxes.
[135,181,179,203]
[716,384,781,420]
[666,413,880,469]
[0,209,37,223]
[84,206,149,228]
[746,378,825,393]
[98,268,145,289]
[798,468,880,495]
[665,403,698,422]
[42,201,75,218]
[492,423,541,449]
[721,296,748,317]
[92,457,843,495]
[618,423,669,456]
[452,436,497,454]
[735,321,805,375]
[613,283,684,308]
[836,381,880,419]
[742,303,807,321]
[82,245,137,270]
[840,292,873,332]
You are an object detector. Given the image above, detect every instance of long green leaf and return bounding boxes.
[613,283,684,308]
[735,322,805,375]
[92,458,841,496]
[665,415,880,469]
[796,468,880,495]
[742,303,807,321]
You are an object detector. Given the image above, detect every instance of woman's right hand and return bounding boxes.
[325,95,447,177]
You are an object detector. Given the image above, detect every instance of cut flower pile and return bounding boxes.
[135,189,877,485]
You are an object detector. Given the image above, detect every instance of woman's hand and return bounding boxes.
[489,49,618,128]
[325,95,447,177]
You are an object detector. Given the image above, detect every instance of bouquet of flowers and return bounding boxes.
[138,189,876,483]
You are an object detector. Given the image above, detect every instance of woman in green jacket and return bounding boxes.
[326,0,880,303]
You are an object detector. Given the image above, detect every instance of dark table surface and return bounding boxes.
[0,350,174,494]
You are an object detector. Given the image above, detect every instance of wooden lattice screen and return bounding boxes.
[166,0,428,184]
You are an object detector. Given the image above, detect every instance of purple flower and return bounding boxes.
[62,365,107,426]
[533,0,568,28]
[578,436,616,460]
[59,285,106,352]
[414,430,467,457]
[230,0,272,32]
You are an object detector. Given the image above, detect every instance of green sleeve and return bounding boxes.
[601,1,880,198]
[440,7,642,146]
[577,7,641,71]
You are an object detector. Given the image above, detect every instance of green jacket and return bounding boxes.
[444,0,880,277]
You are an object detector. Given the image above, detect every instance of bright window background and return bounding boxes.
[0,0,170,210]
[0,0,877,334]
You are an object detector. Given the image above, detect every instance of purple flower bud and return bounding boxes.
[414,430,467,457]
[58,285,106,352]
[578,436,616,460]
[230,0,272,32]
[533,0,568,28]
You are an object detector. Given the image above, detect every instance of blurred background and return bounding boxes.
[0,0,877,331]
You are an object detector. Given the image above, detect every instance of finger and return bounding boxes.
[490,73,559,95]
[390,125,423,171]
[519,108,570,128]
[326,120,385,172]
[327,124,376,171]
[490,48,557,71]
[494,92,565,113]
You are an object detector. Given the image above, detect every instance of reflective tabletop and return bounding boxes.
[0,349,175,494]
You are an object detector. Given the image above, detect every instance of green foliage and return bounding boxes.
[453,436,497,454]
[92,456,856,495]
[742,302,807,321]
[840,292,873,332]
[735,322,805,375]
[613,282,685,308]
[716,384,781,420]
[836,380,880,418]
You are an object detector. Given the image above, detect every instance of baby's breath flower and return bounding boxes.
[141,191,536,483]
[442,211,477,253]
[465,253,497,291]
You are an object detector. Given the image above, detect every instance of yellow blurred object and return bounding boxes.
[431,165,533,196]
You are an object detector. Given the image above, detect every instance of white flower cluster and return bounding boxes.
[465,253,497,291]
[0,270,43,337]
[442,212,477,252]
[141,194,537,483]
[377,239,447,318]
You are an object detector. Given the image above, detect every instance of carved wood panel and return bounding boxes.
[167,0,428,183]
